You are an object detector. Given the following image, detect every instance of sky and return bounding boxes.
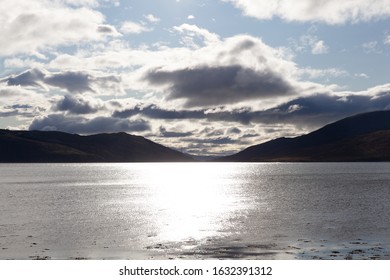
[1,0,390,156]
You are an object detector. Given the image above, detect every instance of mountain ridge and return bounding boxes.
[2,110,390,163]
[218,110,390,162]
[0,129,193,162]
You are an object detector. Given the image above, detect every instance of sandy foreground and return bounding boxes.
[1,233,389,260]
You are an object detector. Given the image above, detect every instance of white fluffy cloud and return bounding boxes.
[144,14,160,23]
[295,35,329,55]
[224,0,390,24]
[0,0,119,56]
[173,24,220,48]
[311,40,328,54]
[63,0,99,7]
[120,21,152,34]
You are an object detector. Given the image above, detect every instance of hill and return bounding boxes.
[0,130,193,162]
[219,110,390,162]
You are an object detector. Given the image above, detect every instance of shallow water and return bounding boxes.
[0,162,389,259]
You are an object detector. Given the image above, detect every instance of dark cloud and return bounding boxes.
[113,104,253,124]
[227,127,242,134]
[4,68,45,87]
[184,143,236,157]
[229,38,257,55]
[249,92,390,127]
[54,95,102,114]
[4,104,33,109]
[0,104,43,118]
[97,25,118,34]
[242,133,259,138]
[159,126,193,138]
[112,90,390,130]
[44,72,93,93]
[0,110,21,117]
[184,137,238,145]
[3,69,121,94]
[145,65,296,107]
[200,127,224,137]
[113,104,205,119]
[29,114,150,134]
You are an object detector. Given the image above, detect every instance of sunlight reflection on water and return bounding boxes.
[119,163,251,242]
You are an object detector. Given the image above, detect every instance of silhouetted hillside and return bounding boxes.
[219,110,390,162]
[0,130,193,162]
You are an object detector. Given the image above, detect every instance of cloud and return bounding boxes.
[362,41,381,53]
[4,58,45,69]
[144,14,160,23]
[385,35,390,45]
[120,21,151,34]
[0,83,49,110]
[113,84,390,128]
[54,95,104,114]
[45,72,94,93]
[223,0,390,24]
[186,137,238,145]
[0,0,119,56]
[187,15,195,20]
[311,40,328,54]
[45,31,317,106]
[5,104,33,110]
[245,86,390,127]
[134,33,324,108]
[113,104,254,125]
[3,69,46,88]
[293,35,329,55]
[300,67,348,79]
[29,114,151,134]
[159,126,193,138]
[0,103,47,121]
[242,133,259,138]
[64,0,99,7]
[145,64,296,107]
[227,127,242,134]
[173,24,220,48]
[109,0,120,7]
[355,73,369,79]
[113,104,206,119]
[0,104,36,118]
[3,69,123,95]
[200,127,225,137]
[97,25,121,36]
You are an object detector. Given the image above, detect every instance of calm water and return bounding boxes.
[0,163,389,260]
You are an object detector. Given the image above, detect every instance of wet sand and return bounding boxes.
[1,233,389,260]
[144,237,390,260]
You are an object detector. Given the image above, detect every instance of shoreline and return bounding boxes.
[1,236,389,260]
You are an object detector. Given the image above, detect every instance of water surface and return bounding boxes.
[0,163,389,259]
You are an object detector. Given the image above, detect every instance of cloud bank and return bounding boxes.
[146,65,296,107]
[29,114,150,134]
[224,0,390,24]
[0,0,119,56]
[3,69,123,95]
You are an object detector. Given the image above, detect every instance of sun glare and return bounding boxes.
[137,163,244,242]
